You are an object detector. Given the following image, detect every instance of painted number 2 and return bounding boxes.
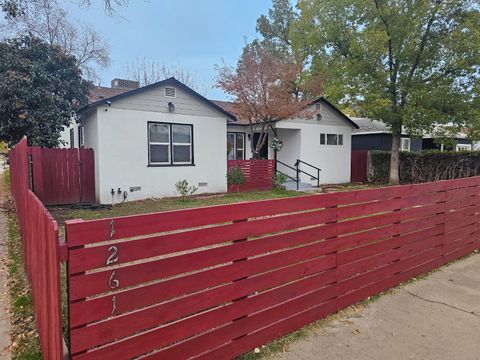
[106,245,119,266]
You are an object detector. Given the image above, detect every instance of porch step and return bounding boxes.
[283,180,316,191]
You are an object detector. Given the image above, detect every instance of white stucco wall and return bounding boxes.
[59,120,79,148]
[275,101,354,185]
[276,120,352,184]
[93,106,227,204]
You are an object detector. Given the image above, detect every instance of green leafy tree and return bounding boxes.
[0,36,91,147]
[256,0,297,54]
[292,0,480,183]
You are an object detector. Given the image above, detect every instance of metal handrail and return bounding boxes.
[276,159,322,190]
[276,160,300,190]
[295,159,322,188]
[276,169,297,182]
[296,159,322,172]
[276,160,296,172]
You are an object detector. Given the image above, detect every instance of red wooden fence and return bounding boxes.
[227,159,275,192]
[351,149,369,182]
[65,175,480,359]
[9,138,64,360]
[29,147,95,205]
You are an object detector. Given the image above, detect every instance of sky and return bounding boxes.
[64,0,272,100]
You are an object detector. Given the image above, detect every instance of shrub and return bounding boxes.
[369,151,480,184]
[227,167,246,185]
[273,172,288,188]
[174,179,198,199]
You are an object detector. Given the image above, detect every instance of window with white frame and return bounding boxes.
[456,143,472,151]
[70,129,75,148]
[400,137,411,151]
[78,126,84,147]
[227,132,245,160]
[148,122,193,165]
[320,133,344,146]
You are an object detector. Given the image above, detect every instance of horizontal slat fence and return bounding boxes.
[65,176,480,360]
[9,138,64,359]
[227,159,274,192]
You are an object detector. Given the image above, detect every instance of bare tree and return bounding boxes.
[123,58,207,95]
[79,0,129,16]
[3,0,110,81]
[2,0,128,17]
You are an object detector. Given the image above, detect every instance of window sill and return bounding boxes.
[148,164,196,167]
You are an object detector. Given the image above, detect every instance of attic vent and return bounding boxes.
[165,87,176,98]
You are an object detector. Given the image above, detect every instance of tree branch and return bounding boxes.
[400,2,440,108]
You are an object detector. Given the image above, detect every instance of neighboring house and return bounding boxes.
[422,131,473,151]
[61,78,357,203]
[351,117,473,152]
[351,117,422,152]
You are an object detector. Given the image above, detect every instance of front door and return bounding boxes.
[253,133,269,159]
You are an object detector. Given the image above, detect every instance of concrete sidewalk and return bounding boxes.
[272,252,480,360]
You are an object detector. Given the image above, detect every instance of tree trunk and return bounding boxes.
[389,133,401,184]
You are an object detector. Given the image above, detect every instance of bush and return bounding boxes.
[174,179,198,199]
[369,150,480,184]
[226,167,246,185]
[273,172,288,188]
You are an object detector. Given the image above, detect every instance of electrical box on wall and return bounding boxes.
[130,186,141,192]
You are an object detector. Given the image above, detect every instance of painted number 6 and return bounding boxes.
[109,271,120,289]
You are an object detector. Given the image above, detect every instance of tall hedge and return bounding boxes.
[369,151,480,184]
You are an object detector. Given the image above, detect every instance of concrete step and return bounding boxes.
[283,180,315,191]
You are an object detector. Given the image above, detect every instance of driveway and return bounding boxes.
[272,252,480,360]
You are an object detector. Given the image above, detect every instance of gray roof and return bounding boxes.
[351,117,393,134]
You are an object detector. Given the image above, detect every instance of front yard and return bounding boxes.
[49,189,307,233]
[49,184,384,232]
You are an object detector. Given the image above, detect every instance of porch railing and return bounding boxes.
[276,159,321,190]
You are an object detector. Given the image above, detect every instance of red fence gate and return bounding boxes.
[351,150,369,182]
[65,176,480,359]
[227,159,275,192]
[29,147,95,205]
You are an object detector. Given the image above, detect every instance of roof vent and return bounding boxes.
[111,78,140,89]
[165,87,176,98]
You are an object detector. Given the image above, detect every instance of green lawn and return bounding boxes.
[49,189,308,233]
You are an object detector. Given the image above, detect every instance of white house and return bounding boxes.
[217,98,359,186]
[62,78,358,204]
